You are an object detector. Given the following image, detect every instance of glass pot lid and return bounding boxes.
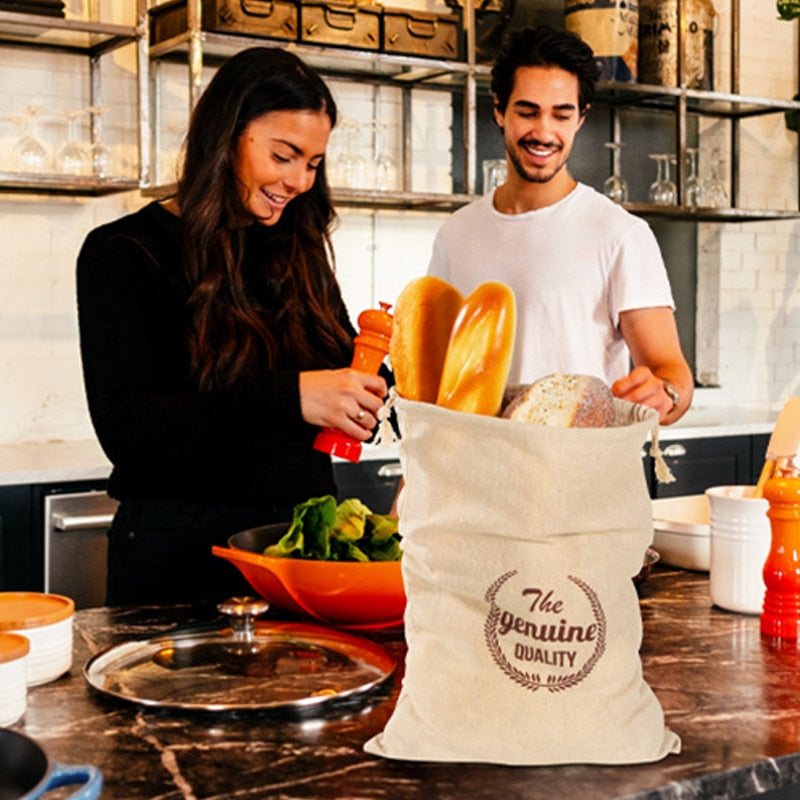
[84,598,396,714]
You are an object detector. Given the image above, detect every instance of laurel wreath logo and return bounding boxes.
[483,571,607,693]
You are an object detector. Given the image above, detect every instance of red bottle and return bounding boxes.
[760,477,800,639]
[312,302,393,463]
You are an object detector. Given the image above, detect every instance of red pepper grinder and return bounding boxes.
[761,476,800,639]
[313,302,393,463]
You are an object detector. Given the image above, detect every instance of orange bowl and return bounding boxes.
[212,524,405,630]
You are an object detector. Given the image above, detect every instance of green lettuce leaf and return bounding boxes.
[262,496,402,562]
[263,495,337,559]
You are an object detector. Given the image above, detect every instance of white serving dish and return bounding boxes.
[0,593,74,686]
[651,494,711,571]
[0,632,29,726]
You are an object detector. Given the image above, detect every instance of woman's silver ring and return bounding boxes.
[356,409,365,421]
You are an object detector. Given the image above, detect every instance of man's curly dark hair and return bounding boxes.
[491,25,601,116]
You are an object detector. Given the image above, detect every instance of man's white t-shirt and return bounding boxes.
[427,182,676,386]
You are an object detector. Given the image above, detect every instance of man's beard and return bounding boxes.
[507,139,566,185]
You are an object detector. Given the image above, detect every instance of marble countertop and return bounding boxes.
[0,438,111,487]
[0,405,779,487]
[10,568,800,800]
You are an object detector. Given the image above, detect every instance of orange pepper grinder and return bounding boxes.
[313,302,393,463]
[761,476,800,639]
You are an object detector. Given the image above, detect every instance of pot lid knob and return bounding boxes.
[217,596,270,641]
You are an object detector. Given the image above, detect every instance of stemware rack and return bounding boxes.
[0,0,799,221]
[0,1,147,195]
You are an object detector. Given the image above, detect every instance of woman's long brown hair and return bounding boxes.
[177,47,353,391]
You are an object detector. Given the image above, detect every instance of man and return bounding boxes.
[428,25,693,424]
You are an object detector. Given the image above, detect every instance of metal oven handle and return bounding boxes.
[52,512,116,532]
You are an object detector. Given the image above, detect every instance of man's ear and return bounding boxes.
[493,100,504,130]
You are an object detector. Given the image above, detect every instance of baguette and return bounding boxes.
[436,281,516,416]
[390,276,464,403]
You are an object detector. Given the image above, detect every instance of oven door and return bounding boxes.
[44,490,119,609]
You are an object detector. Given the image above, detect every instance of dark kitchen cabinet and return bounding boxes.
[0,479,109,593]
[750,433,770,485]
[0,484,34,591]
[647,434,769,498]
[333,459,402,515]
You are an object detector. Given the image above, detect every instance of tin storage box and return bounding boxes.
[299,1,381,50]
[150,0,299,44]
[381,7,461,59]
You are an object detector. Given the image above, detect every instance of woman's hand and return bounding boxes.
[299,368,388,441]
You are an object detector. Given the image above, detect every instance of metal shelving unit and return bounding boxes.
[0,170,138,195]
[2,0,798,222]
[598,0,800,220]
[143,2,483,197]
[0,0,149,195]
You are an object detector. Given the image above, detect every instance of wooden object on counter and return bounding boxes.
[753,397,800,498]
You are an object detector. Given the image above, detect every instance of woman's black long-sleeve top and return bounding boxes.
[76,201,355,511]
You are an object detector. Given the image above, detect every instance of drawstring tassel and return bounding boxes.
[650,424,676,484]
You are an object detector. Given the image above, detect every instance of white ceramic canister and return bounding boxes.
[706,486,771,614]
[0,592,74,686]
[0,632,29,726]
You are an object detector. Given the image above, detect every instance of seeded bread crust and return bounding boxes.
[501,373,616,428]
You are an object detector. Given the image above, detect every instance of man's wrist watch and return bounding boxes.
[662,380,680,414]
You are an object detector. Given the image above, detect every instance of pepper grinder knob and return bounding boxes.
[313,302,393,463]
[760,477,800,640]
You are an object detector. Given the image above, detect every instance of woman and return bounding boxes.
[76,47,387,606]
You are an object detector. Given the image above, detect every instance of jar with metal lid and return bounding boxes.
[638,0,716,90]
[0,592,74,686]
[0,632,29,726]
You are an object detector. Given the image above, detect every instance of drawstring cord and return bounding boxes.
[374,388,398,448]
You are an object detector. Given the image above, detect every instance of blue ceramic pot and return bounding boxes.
[0,728,102,800]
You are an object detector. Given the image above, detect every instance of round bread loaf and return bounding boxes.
[501,373,616,427]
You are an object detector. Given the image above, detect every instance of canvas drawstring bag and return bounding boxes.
[365,395,681,765]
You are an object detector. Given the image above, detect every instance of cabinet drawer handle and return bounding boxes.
[377,462,403,479]
[662,444,687,458]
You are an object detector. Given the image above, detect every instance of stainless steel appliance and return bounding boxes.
[44,490,118,609]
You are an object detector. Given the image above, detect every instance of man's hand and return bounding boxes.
[612,366,675,423]
[617,307,694,424]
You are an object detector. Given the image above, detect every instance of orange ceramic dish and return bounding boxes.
[212,524,405,630]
